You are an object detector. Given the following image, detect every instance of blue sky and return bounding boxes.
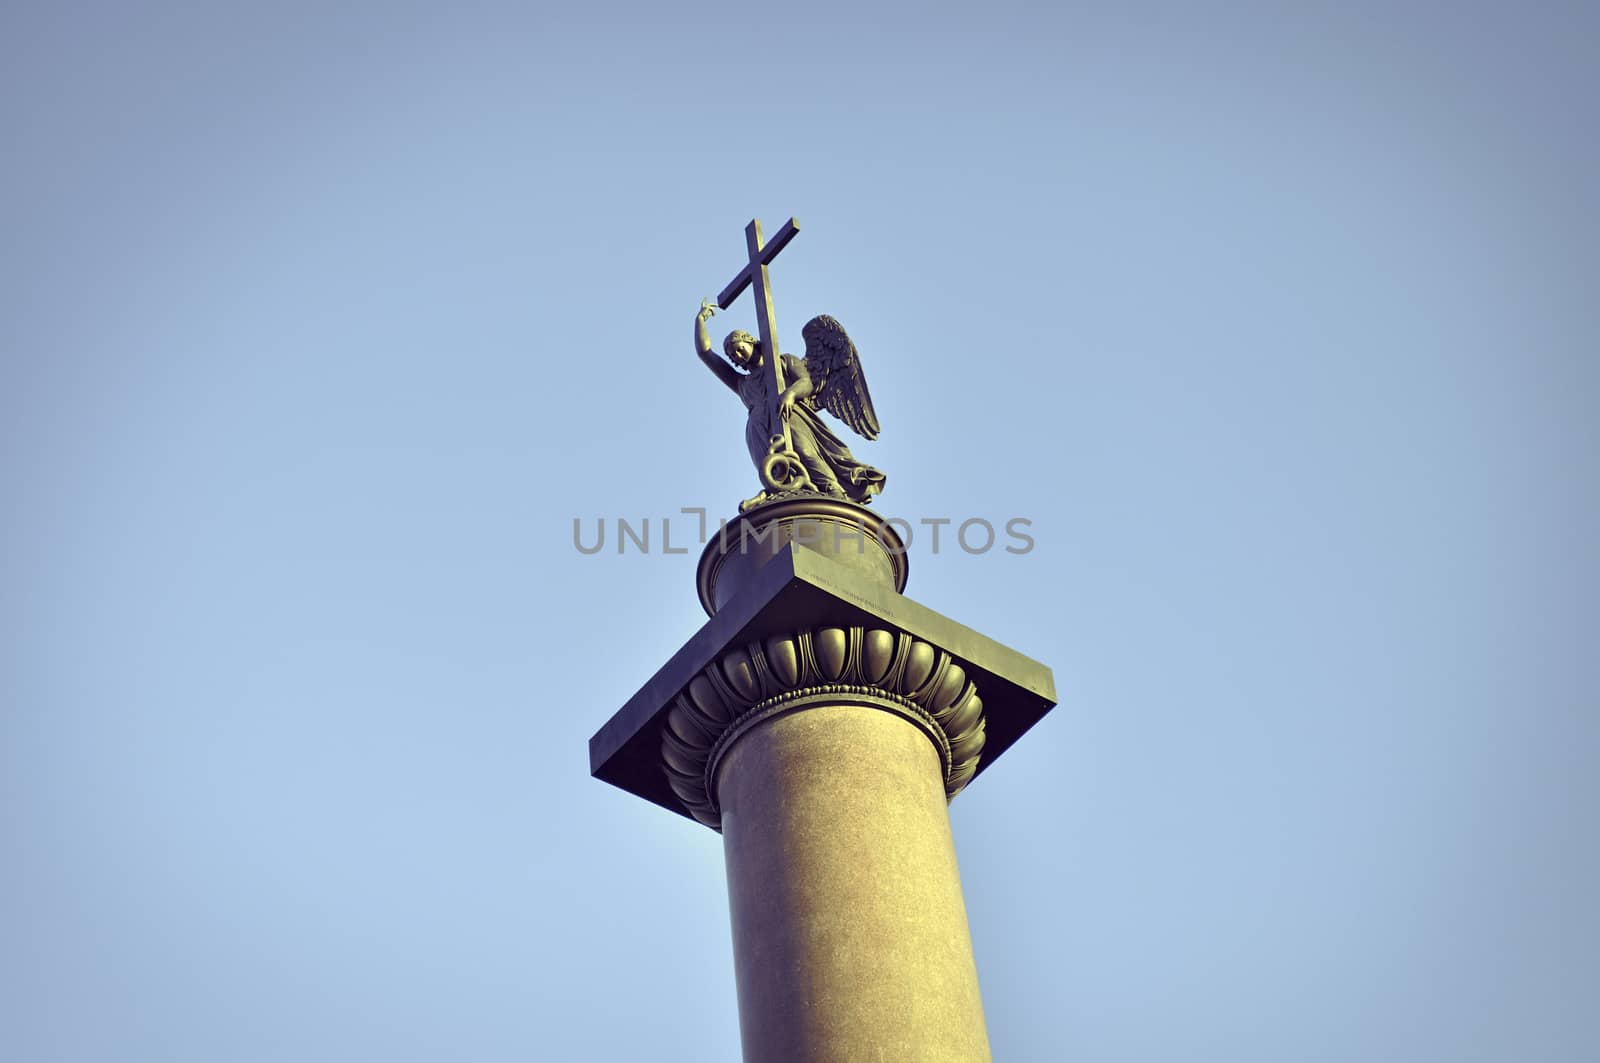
[3,2,1596,1060]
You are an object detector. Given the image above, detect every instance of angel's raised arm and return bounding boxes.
[694,301,741,393]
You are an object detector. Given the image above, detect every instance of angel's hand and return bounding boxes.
[698,299,718,322]
[778,393,797,419]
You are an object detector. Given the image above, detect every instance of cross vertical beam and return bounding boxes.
[718,217,801,443]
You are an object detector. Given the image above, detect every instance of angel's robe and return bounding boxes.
[736,354,885,503]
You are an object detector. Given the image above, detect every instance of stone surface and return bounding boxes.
[720,702,991,1062]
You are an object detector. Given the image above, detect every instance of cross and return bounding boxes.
[718,217,801,447]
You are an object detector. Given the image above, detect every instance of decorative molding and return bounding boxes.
[661,626,987,829]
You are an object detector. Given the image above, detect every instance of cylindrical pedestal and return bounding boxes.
[716,702,991,1062]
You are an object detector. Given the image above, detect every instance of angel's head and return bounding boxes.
[722,329,761,370]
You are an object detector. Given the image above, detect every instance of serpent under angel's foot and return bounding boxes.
[738,490,773,513]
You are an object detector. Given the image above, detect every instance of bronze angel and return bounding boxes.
[695,301,885,510]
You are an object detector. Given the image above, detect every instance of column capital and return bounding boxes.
[589,543,1057,828]
[663,626,988,829]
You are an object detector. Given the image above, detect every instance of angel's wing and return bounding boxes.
[801,314,880,440]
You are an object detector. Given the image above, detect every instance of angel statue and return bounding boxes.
[694,299,886,512]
